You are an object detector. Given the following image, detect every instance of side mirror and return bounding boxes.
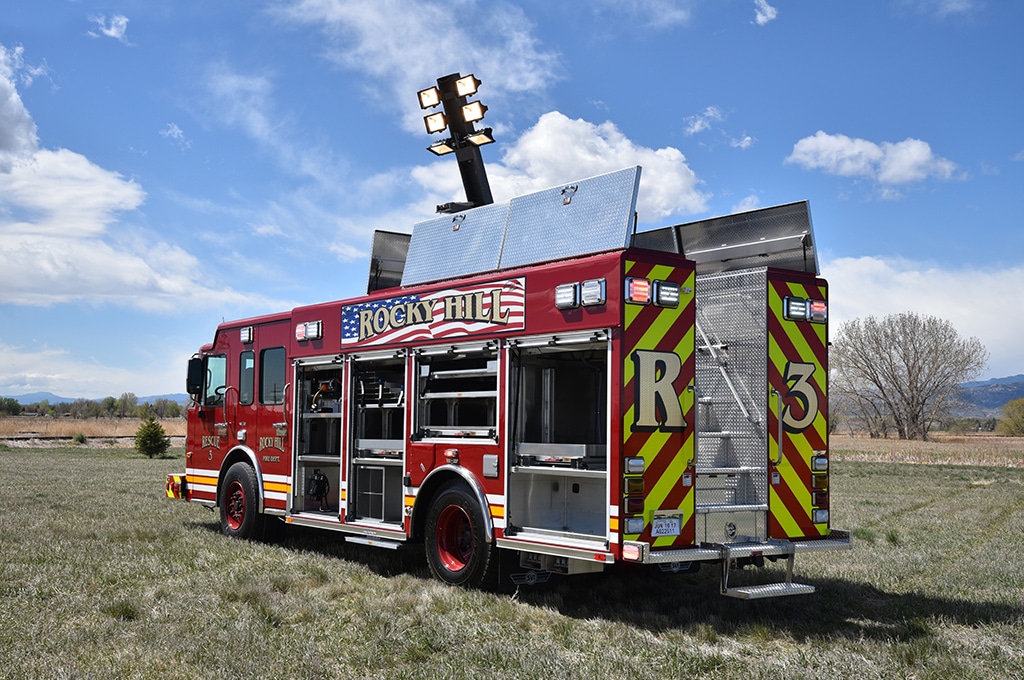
[186,357,204,396]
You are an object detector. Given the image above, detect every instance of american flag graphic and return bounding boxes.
[341,278,525,347]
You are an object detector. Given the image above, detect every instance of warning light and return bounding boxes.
[554,283,580,309]
[808,299,827,323]
[625,277,651,305]
[653,280,680,308]
[295,320,323,341]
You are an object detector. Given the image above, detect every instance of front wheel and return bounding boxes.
[424,482,494,587]
[220,462,261,539]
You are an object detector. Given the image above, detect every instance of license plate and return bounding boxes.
[651,516,681,537]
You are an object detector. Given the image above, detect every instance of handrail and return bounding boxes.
[771,386,784,466]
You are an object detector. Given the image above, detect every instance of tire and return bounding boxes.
[220,462,261,539]
[424,482,494,587]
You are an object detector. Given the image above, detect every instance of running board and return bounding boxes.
[711,541,816,599]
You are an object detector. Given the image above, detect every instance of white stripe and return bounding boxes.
[264,491,288,502]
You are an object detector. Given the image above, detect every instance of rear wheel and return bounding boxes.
[220,462,261,539]
[424,482,493,587]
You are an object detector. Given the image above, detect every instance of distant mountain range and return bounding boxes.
[2,392,190,405]
[5,377,1023,418]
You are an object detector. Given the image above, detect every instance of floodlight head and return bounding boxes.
[461,101,487,124]
[417,86,441,109]
[424,111,447,134]
[454,74,480,98]
[464,128,495,147]
[427,139,457,156]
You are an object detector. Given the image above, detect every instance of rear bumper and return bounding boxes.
[627,528,852,565]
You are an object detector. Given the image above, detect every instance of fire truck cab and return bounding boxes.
[169,167,849,598]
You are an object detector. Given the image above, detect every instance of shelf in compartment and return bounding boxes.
[297,454,340,465]
[430,367,497,380]
[420,390,497,400]
[352,457,403,467]
[301,412,344,419]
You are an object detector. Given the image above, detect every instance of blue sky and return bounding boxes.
[1,0,1022,399]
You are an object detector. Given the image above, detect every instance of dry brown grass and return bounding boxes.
[0,416,187,439]
[832,432,1024,467]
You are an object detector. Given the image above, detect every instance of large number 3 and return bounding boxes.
[782,361,819,433]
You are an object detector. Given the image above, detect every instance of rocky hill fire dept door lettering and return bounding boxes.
[630,350,687,432]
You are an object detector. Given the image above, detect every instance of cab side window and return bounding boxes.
[260,347,287,405]
[204,355,227,407]
[239,351,255,406]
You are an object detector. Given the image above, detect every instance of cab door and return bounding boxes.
[186,352,230,504]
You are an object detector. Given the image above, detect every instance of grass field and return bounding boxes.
[1,442,1022,679]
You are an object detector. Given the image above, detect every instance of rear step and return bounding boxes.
[710,541,816,599]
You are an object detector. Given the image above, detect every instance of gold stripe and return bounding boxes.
[263,482,291,493]
[187,474,217,486]
[489,505,505,518]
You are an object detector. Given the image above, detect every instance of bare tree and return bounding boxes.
[832,312,988,441]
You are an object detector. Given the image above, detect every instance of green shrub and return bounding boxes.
[134,416,170,458]
[73,433,87,445]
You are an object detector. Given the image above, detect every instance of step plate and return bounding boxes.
[723,582,815,600]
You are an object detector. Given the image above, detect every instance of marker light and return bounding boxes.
[625,457,645,474]
[624,517,645,535]
[653,280,680,308]
[811,474,828,490]
[624,497,645,514]
[813,491,829,507]
[811,456,829,472]
[812,509,829,524]
[580,278,606,306]
[784,296,809,321]
[625,277,651,305]
[624,477,644,494]
[808,299,828,323]
[296,320,322,341]
[554,283,580,309]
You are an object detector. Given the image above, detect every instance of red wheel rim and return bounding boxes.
[435,504,472,572]
[225,479,246,531]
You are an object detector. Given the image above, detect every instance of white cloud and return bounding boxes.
[0,51,264,311]
[753,0,778,26]
[824,255,1023,379]
[0,45,39,172]
[88,14,133,45]
[160,122,191,150]
[786,130,957,192]
[899,0,979,19]
[272,0,561,134]
[732,195,762,213]
[490,111,709,220]
[731,134,754,150]
[684,106,724,136]
[599,0,697,28]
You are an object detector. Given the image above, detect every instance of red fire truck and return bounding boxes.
[167,167,849,598]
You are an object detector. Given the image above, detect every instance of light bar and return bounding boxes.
[625,277,651,305]
[653,280,680,308]
[424,111,447,134]
[581,278,606,306]
[454,74,480,97]
[461,101,487,124]
[417,86,441,109]
[554,282,580,309]
[295,320,322,342]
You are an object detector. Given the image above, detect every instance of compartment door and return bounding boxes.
[768,273,830,540]
[621,259,697,549]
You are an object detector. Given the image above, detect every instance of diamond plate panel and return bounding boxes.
[695,268,769,505]
[401,202,509,286]
[499,167,640,270]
